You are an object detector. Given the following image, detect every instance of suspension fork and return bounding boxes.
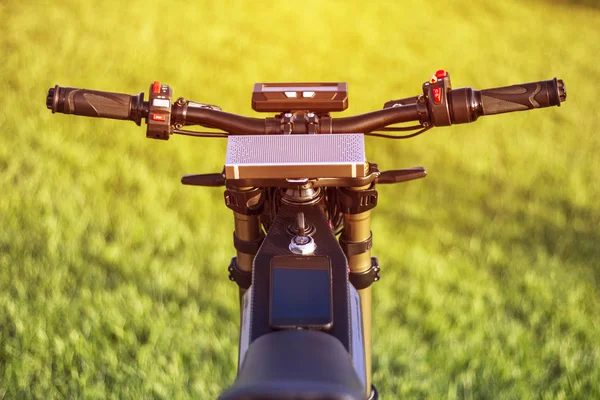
[224,185,265,304]
[339,174,379,398]
[233,212,262,300]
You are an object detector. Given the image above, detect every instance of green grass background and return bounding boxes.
[2,0,599,398]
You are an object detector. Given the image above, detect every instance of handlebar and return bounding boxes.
[174,106,275,135]
[46,72,566,137]
[329,105,424,134]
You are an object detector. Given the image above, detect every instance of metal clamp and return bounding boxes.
[282,112,293,134]
[349,256,380,290]
[307,112,318,134]
[224,187,263,215]
[338,186,378,215]
[340,232,373,256]
[233,232,265,254]
[228,257,252,289]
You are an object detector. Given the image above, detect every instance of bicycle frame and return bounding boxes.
[225,178,379,399]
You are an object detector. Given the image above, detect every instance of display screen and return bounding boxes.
[252,82,348,112]
[269,256,333,330]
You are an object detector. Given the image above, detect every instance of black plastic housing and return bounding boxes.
[250,204,352,352]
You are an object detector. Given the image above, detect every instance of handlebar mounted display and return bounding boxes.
[252,82,348,113]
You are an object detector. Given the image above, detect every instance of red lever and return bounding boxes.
[152,81,161,94]
[435,70,447,79]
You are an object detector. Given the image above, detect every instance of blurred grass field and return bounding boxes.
[1,0,599,398]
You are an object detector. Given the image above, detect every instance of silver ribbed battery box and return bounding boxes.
[225,134,366,180]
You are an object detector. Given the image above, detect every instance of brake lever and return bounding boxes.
[181,173,226,187]
[176,97,222,111]
[187,100,222,111]
[382,96,420,109]
[375,167,426,184]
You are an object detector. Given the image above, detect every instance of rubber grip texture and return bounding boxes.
[62,88,132,118]
[479,79,563,116]
[47,86,146,125]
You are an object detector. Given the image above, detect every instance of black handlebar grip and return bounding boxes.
[479,78,566,116]
[449,78,566,124]
[46,85,145,125]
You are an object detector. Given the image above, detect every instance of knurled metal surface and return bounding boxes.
[226,134,364,164]
[225,134,366,179]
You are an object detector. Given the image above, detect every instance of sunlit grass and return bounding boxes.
[1,0,599,398]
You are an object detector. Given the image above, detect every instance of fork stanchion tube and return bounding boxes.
[233,211,262,302]
[341,190,374,398]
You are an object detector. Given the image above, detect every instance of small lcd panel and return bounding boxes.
[269,256,333,330]
[252,82,348,112]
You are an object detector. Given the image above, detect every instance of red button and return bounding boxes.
[152,81,161,94]
[435,70,447,79]
[432,87,442,104]
[151,113,166,121]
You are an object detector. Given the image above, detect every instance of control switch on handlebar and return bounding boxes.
[423,70,452,126]
[146,81,173,140]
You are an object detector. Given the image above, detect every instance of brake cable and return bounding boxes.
[365,124,432,139]
[172,124,433,139]
[173,128,229,138]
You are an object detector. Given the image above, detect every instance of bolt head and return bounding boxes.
[289,236,316,255]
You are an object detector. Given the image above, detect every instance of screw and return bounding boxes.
[293,236,310,245]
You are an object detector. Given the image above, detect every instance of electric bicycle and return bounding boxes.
[46,71,566,399]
